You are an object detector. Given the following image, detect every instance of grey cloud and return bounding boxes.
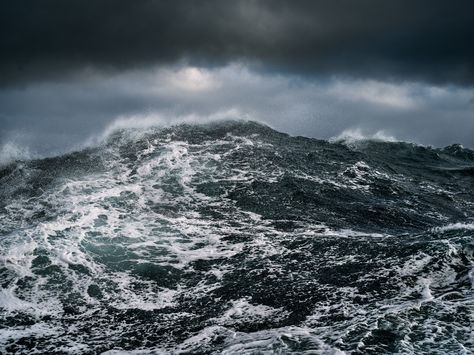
[1,0,474,86]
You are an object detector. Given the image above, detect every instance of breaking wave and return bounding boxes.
[1,121,473,354]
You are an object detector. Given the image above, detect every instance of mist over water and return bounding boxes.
[1,121,473,353]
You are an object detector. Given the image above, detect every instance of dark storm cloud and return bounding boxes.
[1,0,474,86]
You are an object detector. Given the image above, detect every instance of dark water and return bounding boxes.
[0,121,473,354]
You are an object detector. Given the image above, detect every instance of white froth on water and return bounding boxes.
[176,325,347,354]
[0,288,34,312]
[330,128,398,144]
[419,278,434,302]
[434,222,474,232]
[0,140,33,165]
[0,239,37,277]
[87,109,253,149]
[0,323,62,352]
[212,298,289,327]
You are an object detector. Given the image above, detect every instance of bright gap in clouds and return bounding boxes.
[1,63,473,162]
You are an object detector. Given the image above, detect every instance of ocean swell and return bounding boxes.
[1,121,473,354]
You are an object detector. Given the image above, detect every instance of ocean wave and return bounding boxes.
[1,121,473,353]
[331,128,399,143]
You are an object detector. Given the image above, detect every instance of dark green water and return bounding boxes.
[0,121,473,354]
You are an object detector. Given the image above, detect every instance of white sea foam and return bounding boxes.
[176,325,347,354]
[212,298,289,326]
[86,109,252,148]
[330,128,398,144]
[433,222,474,232]
[0,288,34,312]
[0,323,61,351]
[0,139,32,165]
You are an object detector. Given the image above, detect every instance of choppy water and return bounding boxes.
[0,121,473,354]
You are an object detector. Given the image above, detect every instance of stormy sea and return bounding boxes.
[0,121,473,354]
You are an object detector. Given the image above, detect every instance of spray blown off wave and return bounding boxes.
[0,121,473,354]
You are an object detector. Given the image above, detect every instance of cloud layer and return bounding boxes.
[2,0,474,86]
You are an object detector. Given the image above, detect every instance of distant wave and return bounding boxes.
[330,127,399,143]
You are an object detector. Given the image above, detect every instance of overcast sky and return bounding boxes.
[1,0,474,161]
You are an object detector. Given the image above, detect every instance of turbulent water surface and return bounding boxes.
[0,121,473,354]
